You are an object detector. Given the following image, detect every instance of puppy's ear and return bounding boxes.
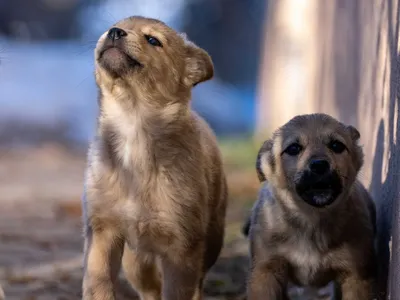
[256,139,273,182]
[183,40,214,87]
[347,125,360,141]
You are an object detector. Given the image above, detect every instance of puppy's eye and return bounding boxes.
[329,140,346,153]
[284,143,303,156]
[145,35,162,47]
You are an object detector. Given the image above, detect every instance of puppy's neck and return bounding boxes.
[96,79,192,173]
[98,75,191,127]
[96,69,191,108]
[274,187,351,239]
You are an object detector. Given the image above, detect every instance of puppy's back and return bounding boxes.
[191,111,227,209]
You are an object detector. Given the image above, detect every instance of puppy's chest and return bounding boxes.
[95,175,170,221]
[281,235,333,287]
[105,178,179,249]
[112,120,149,169]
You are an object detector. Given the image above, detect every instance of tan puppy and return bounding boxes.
[245,113,377,300]
[82,16,227,300]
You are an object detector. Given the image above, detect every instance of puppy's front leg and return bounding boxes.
[82,225,124,300]
[339,274,375,300]
[161,253,203,300]
[247,258,289,300]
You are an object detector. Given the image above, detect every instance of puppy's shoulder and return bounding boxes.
[84,134,108,172]
[351,179,372,199]
[256,182,276,207]
[190,111,221,161]
[83,133,117,198]
[250,182,281,230]
[350,179,377,234]
[191,111,216,142]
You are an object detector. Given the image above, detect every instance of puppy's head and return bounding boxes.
[257,113,363,208]
[95,16,213,96]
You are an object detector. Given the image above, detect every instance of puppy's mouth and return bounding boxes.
[295,171,343,208]
[98,45,142,74]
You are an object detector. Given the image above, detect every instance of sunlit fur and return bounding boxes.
[82,16,227,300]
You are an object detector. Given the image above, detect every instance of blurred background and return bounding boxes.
[0,0,266,145]
[0,0,399,299]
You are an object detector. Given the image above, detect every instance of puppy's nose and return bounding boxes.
[309,159,330,175]
[107,27,127,41]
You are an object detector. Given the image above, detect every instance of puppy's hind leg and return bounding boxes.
[161,250,204,300]
[191,280,205,300]
[339,275,376,300]
[82,225,124,300]
[122,244,162,300]
[341,274,376,300]
[247,258,290,300]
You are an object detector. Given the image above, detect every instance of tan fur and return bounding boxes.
[82,16,227,300]
[246,114,377,300]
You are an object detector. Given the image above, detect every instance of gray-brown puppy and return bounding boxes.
[82,16,227,300]
[245,113,377,300]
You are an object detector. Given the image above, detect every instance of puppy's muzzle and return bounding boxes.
[107,27,127,41]
[97,27,142,75]
[101,27,128,52]
[309,159,330,175]
[295,159,343,208]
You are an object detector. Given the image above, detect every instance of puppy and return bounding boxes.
[245,113,377,300]
[82,16,227,300]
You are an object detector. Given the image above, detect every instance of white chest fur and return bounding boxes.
[282,234,326,285]
[103,99,148,169]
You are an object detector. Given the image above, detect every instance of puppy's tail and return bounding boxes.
[241,215,251,237]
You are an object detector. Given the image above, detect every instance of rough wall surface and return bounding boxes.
[256,0,400,298]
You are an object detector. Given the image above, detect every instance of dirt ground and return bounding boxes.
[0,143,334,300]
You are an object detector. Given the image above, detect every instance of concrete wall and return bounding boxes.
[256,0,400,298]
